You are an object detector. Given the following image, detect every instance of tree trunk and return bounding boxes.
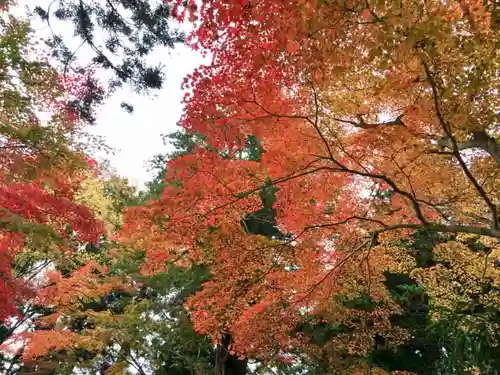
[215,333,247,375]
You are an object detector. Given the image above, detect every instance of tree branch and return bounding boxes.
[241,96,429,224]
[373,223,500,238]
[304,217,500,238]
[422,61,499,230]
[438,131,500,165]
[331,114,405,129]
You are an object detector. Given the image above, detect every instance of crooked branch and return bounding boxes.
[423,61,498,230]
[438,131,500,165]
[331,114,405,129]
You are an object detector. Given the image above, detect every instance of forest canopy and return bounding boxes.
[0,1,499,375]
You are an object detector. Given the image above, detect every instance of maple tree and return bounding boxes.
[8,131,221,375]
[0,169,137,374]
[7,131,275,375]
[8,121,498,374]
[116,0,499,373]
[0,11,108,370]
[0,5,211,375]
[6,166,215,375]
[3,0,499,374]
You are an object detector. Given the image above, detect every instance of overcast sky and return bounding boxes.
[12,0,207,189]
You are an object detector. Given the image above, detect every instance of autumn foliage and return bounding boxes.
[1,0,499,374]
[0,15,104,321]
[120,0,499,370]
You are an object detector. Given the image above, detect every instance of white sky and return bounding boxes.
[11,0,207,189]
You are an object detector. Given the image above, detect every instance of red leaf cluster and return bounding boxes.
[0,63,105,322]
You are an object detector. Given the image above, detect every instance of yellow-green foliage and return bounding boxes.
[412,235,500,334]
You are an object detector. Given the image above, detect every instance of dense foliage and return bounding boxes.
[0,1,499,375]
[0,11,104,320]
[121,0,499,373]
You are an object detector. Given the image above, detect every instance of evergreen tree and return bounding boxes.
[29,0,186,119]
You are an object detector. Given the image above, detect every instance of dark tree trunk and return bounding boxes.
[215,333,247,375]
